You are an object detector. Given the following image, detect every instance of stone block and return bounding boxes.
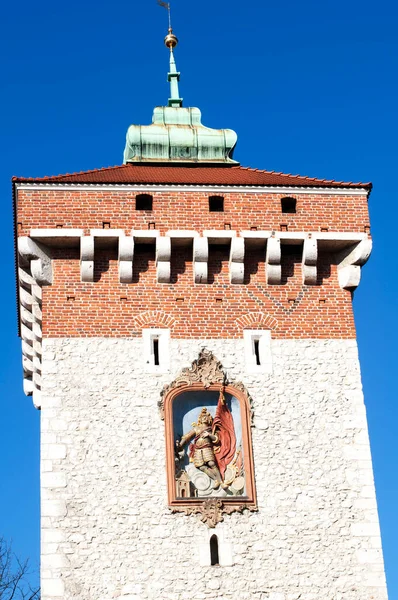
[41,553,69,569]
[42,500,67,517]
[41,472,67,489]
[351,522,381,537]
[41,578,65,597]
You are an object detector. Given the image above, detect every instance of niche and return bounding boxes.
[163,351,257,514]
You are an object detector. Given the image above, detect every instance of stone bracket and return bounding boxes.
[302,236,318,285]
[193,237,208,283]
[119,236,135,284]
[265,236,281,285]
[229,237,245,284]
[337,238,372,290]
[18,237,53,408]
[80,236,94,282]
[18,236,53,286]
[156,237,171,283]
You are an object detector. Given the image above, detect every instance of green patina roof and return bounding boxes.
[123,28,238,165]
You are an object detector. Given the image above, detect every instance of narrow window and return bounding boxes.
[244,329,272,374]
[254,339,261,365]
[143,329,170,372]
[281,197,296,214]
[153,338,160,366]
[210,535,219,566]
[209,196,224,212]
[136,194,153,211]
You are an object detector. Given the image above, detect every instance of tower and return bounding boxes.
[13,14,388,600]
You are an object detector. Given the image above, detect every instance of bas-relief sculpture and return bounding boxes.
[174,390,245,498]
[163,350,257,527]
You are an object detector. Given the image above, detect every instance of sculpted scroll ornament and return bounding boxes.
[158,349,253,420]
[171,498,255,529]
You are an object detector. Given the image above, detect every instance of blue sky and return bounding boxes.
[1,0,397,595]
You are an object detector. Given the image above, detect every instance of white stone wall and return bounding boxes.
[40,338,388,600]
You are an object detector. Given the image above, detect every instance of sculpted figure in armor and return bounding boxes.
[176,407,227,489]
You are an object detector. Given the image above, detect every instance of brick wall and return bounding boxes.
[40,246,354,338]
[16,189,370,234]
[17,188,369,339]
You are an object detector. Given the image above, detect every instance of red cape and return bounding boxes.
[213,391,236,479]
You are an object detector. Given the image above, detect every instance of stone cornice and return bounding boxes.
[14,183,370,196]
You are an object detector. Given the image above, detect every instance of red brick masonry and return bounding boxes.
[16,186,370,339]
[42,247,354,339]
[17,190,369,235]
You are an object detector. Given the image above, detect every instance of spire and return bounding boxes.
[123,1,238,164]
[167,41,182,108]
[159,1,183,107]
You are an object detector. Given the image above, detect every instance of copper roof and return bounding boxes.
[12,164,372,189]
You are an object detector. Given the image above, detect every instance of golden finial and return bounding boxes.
[164,28,178,50]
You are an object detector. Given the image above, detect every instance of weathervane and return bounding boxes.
[158,0,172,31]
[157,0,182,107]
[158,0,178,49]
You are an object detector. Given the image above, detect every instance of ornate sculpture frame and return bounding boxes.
[161,350,257,527]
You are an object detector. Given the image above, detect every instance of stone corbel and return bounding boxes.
[18,237,53,409]
[119,236,134,283]
[265,236,281,285]
[337,238,372,289]
[80,236,94,282]
[229,237,245,284]
[193,237,208,284]
[18,237,53,286]
[302,235,318,285]
[156,237,171,283]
